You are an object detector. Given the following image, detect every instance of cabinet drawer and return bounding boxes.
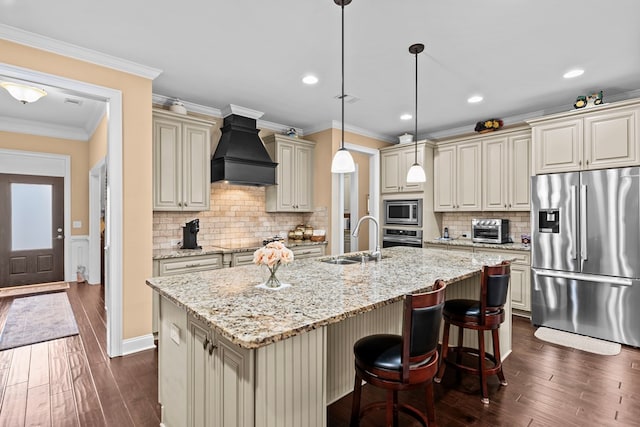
[291,246,325,259]
[473,248,530,265]
[232,252,255,267]
[158,255,223,276]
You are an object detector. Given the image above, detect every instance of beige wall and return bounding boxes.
[89,113,108,169]
[0,131,90,235]
[2,39,153,340]
[306,128,392,253]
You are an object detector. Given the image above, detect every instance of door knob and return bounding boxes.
[55,235,64,240]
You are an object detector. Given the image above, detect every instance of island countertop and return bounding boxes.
[146,246,510,349]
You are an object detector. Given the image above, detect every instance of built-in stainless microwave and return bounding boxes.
[384,199,422,227]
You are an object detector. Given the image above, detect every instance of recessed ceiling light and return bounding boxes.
[400,113,412,120]
[563,69,584,79]
[302,75,318,85]
[467,95,483,104]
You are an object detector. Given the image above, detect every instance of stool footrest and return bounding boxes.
[357,401,429,427]
[444,346,502,377]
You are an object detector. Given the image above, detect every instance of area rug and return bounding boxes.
[534,327,621,356]
[0,281,69,298]
[0,292,79,350]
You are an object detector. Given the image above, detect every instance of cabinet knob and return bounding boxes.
[586,160,590,166]
[178,202,182,207]
[208,343,217,355]
[579,160,582,166]
[203,337,210,350]
[509,203,512,208]
[184,202,188,206]
[504,204,507,208]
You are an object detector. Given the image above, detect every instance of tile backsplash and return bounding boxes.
[439,211,531,241]
[153,182,328,250]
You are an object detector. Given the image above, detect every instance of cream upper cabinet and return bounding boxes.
[482,131,531,211]
[153,109,214,211]
[263,134,315,212]
[530,100,640,174]
[434,141,481,211]
[380,143,425,193]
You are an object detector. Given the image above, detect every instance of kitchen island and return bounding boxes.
[147,246,513,427]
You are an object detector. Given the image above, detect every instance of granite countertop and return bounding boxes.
[153,240,328,260]
[146,246,512,349]
[425,237,530,252]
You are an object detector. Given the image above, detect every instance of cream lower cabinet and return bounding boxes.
[482,131,531,211]
[380,142,425,193]
[529,100,640,174]
[153,109,214,211]
[264,134,315,212]
[424,244,531,313]
[187,316,253,427]
[434,141,481,211]
[232,245,326,267]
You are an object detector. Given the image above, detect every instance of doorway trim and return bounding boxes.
[89,158,105,285]
[331,142,380,255]
[0,62,124,357]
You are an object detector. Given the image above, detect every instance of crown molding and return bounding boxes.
[152,93,302,135]
[330,120,396,143]
[0,115,89,141]
[221,104,263,119]
[0,24,162,80]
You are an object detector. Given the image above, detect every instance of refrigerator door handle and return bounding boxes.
[570,185,578,260]
[533,268,634,287]
[580,184,588,264]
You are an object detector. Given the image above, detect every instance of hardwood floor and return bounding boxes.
[1,285,638,426]
[0,282,160,427]
[328,317,640,427]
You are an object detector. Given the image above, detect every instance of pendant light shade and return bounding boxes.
[331,0,355,174]
[0,82,47,104]
[405,43,426,184]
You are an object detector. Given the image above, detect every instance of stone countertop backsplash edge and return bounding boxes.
[153,240,328,260]
[425,237,530,252]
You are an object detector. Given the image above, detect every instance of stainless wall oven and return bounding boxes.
[382,229,423,248]
[383,199,422,227]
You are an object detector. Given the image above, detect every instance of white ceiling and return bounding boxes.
[1,0,640,142]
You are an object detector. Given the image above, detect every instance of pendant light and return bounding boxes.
[405,43,427,183]
[331,0,356,174]
[0,81,47,104]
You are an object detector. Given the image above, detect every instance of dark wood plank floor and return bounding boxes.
[328,317,640,427]
[0,282,160,427]
[1,284,638,426]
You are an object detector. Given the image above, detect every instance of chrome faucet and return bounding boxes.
[352,215,381,261]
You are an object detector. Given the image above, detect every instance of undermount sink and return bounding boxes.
[320,254,388,265]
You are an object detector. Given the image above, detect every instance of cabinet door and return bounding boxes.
[533,119,583,174]
[187,319,214,427]
[153,118,182,210]
[294,144,313,211]
[401,145,425,192]
[381,151,401,193]
[509,134,531,210]
[434,146,456,211]
[510,263,531,312]
[482,137,508,211]
[457,141,482,210]
[585,108,638,169]
[213,335,254,427]
[275,141,296,210]
[182,124,210,211]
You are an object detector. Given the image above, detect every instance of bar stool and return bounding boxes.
[434,261,510,404]
[350,279,446,427]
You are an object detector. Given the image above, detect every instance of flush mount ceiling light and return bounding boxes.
[331,0,355,174]
[400,113,412,120]
[405,43,427,184]
[302,74,319,85]
[467,95,483,104]
[0,81,47,104]
[563,68,584,79]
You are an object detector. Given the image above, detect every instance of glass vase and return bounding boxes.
[265,266,281,288]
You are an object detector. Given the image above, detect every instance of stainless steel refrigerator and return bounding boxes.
[531,167,640,347]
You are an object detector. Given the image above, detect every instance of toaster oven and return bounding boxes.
[472,219,510,244]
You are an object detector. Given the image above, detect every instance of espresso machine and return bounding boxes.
[181,219,201,249]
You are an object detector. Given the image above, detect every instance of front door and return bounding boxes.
[0,174,64,287]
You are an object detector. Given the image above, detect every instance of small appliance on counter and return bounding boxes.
[472,219,510,244]
[181,219,201,249]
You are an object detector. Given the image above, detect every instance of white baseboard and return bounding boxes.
[121,333,156,355]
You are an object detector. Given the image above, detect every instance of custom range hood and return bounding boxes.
[211,105,277,186]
